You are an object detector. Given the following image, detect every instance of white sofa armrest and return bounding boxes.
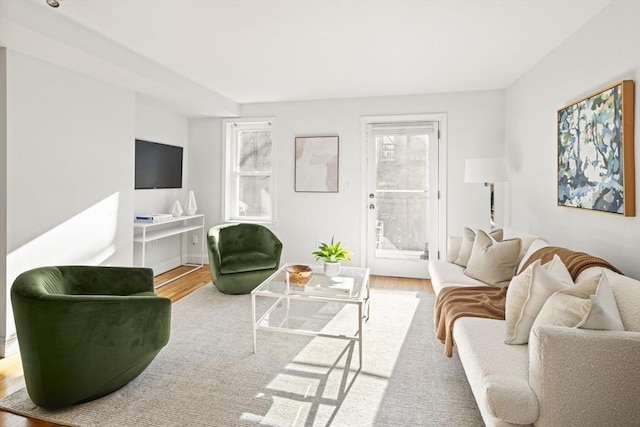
[447,235,462,262]
[529,325,640,427]
[483,375,538,425]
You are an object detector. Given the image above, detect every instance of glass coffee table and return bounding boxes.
[251,264,370,366]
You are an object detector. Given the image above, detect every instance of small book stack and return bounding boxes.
[304,275,355,296]
[135,213,173,223]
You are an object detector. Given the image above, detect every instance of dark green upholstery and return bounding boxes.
[207,223,282,294]
[10,266,171,410]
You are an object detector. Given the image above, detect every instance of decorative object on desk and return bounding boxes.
[464,157,507,230]
[285,264,313,286]
[185,190,198,215]
[557,80,635,216]
[312,237,352,277]
[171,200,184,217]
[295,136,339,192]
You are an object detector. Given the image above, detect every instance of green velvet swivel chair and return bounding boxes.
[10,266,171,410]
[207,223,283,294]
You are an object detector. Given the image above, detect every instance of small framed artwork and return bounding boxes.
[557,80,635,216]
[295,136,339,192]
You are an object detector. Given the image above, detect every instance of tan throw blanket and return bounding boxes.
[434,286,507,357]
[519,246,622,280]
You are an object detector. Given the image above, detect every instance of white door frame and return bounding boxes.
[359,113,448,277]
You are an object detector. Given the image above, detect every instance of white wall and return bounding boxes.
[188,118,223,243]
[0,49,8,356]
[505,0,640,278]
[2,50,136,355]
[134,97,191,273]
[190,90,505,267]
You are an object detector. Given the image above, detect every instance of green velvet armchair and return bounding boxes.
[10,266,171,410]
[207,223,283,294]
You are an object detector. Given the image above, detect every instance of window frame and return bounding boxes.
[223,118,276,223]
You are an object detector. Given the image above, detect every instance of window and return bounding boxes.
[224,119,274,222]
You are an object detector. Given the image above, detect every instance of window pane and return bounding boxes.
[238,176,271,217]
[376,192,428,254]
[238,130,272,172]
[376,135,429,191]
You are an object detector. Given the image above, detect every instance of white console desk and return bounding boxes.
[134,214,205,287]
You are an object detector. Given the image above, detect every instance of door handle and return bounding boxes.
[369,193,375,199]
[369,204,375,210]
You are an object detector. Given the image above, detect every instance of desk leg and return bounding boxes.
[251,294,257,354]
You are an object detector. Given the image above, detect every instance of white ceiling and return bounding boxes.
[1,0,612,115]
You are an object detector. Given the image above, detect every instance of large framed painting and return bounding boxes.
[295,136,339,192]
[557,80,635,216]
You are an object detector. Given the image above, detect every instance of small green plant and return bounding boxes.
[312,237,352,263]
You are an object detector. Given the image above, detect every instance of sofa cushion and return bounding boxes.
[453,227,503,267]
[532,273,624,331]
[504,255,573,344]
[219,251,278,274]
[428,260,489,295]
[464,230,521,287]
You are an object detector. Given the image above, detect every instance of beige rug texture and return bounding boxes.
[0,283,483,426]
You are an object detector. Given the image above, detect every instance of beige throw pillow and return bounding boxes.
[531,273,624,332]
[463,230,521,287]
[504,255,573,344]
[453,227,503,267]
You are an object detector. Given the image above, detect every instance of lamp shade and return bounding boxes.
[464,157,507,183]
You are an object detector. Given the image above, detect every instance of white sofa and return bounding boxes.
[428,229,640,427]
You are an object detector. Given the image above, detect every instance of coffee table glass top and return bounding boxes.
[252,264,369,301]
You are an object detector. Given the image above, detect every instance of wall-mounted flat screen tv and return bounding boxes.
[135,139,183,189]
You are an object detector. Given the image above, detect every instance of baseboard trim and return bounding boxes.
[0,333,19,357]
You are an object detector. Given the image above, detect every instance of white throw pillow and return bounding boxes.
[453,227,503,267]
[531,273,624,331]
[516,238,550,274]
[504,255,573,344]
[464,230,521,287]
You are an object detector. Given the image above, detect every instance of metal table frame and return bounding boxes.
[251,265,370,366]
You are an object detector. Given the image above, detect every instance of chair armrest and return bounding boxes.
[529,325,640,427]
[206,232,222,279]
[14,294,171,404]
[446,236,462,262]
[59,266,154,295]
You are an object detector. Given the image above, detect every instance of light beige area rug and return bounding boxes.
[0,284,483,426]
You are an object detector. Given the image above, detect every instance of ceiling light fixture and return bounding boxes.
[46,0,60,8]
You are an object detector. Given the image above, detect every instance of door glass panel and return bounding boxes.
[374,134,430,260]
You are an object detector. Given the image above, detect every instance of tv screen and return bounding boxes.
[135,139,183,189]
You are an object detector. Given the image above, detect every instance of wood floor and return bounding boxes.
[0,266,432,426]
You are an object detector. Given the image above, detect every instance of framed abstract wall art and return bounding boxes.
[295,136,339,192]
[557,80,635,216]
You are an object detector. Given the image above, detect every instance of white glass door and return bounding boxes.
[366,121,439,278]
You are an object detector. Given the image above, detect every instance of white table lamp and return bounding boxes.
[465,157,507,230]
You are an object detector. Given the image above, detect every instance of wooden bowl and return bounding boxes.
[285,264,313,285]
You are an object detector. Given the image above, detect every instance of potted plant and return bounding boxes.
[312,237,352,277]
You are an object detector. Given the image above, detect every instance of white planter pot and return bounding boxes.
[324,261,341,277]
